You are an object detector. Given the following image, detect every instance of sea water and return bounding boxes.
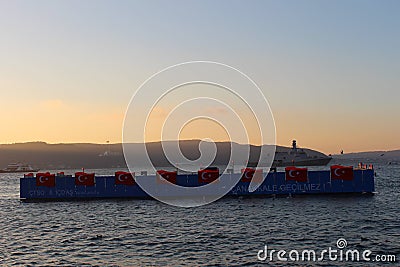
[0,159,399,266]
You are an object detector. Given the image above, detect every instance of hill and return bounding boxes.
[332,149,400,164]
[0,140,330,169]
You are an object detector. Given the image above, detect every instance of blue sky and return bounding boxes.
[0,0,399,153]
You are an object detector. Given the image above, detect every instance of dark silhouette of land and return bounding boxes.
[0,140,397,169]
[0,140,266,169]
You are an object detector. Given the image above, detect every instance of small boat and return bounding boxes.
[0,163,39,173]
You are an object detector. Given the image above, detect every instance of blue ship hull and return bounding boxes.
[20,169,375,201]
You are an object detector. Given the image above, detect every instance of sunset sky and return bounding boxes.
[1,0,399,154]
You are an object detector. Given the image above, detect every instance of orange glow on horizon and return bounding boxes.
[0,99,398,154]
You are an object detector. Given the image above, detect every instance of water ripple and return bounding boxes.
[0,162,398,265]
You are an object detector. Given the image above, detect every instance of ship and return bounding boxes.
[272,140,332,167]
[248,140,332,167]
[0,163,39,173]
[20,165,375,201]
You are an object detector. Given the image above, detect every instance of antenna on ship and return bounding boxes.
[106,140,110,156]
[292,140,297,151]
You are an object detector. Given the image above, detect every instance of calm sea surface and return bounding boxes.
[0,159,399,266]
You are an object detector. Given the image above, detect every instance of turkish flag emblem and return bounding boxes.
[241,168,255,182]
[198,170,219,183]
[115,171,135,185]
[36,173,56,187]
[285,167,308,182]
[75,172,95,186]
[330,165,354,180]
[156,170,177,184]
[241,168,263,183]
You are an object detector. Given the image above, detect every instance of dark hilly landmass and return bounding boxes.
[0,140,272,169]
[1,140,396,170]
[332,149,400,164]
